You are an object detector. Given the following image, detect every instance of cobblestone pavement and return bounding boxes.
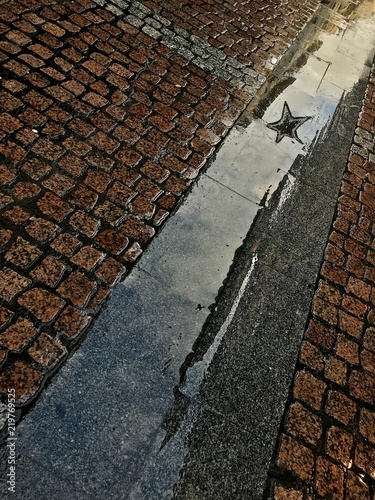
[268,66,375,499]
[0,0,320,413]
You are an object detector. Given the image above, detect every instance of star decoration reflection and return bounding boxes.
[267,101,311,144]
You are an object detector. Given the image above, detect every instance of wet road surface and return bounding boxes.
[2,0,375,498]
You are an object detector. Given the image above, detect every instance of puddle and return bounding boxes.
[209,0,375,207]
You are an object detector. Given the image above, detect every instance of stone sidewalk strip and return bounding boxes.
[269,65,375,499]
[0,0,320,414]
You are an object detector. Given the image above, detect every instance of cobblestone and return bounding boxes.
[271,65,375,499]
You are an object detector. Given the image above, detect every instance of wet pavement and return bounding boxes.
[0,0,321,412]
[0,0,375,499]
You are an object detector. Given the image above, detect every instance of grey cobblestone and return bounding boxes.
[160,27,175,39]
[153,13,172,27]
[127,15,145,29]
[112,0,130,8]
[106,4,123,15]
[142,25,162,39]
[226,58,244,70]
[178,47,195,60]
[174,36,190,48]
[129,2,149,17]
[351,144,369,159]
[145,17,163,30]
[355,127,374,142]
[191,46,211,60]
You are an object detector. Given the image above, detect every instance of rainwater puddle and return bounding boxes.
[208,0,375,207]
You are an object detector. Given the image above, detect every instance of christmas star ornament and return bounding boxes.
[267,101,311,144]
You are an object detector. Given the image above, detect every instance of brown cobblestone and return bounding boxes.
[58,155,86,178]
[315,456,344,499]
[50,233,80,257]
[30,256,66,287]
[0,194,13,211]
[274,486,303,500]
[0,360,43,405]
[349,370,375,404]
[321,262,349,287]
[32,138,64,161]
[359,408,375,444]
[54,306,91,341]
[0,112,22,133]
[69,210,100,237]
[71,246,103,271]
[0,164,17,185]
[84,170,112,193]
[42,173,75,196]
[12,182,40,200]
[0,141,27,164]
[363,327,375,352]
[5,237,41,269]
[326,350,348,390]
[129,196,155,219]
[338,311,363,339]
[38,192,72,222]
[285,402,322,446]
[347,276,371,302]
[93,201,124,224]
[0,318,37,352]
[326,390,357,426]
[326,426,353,466]
[18,288,65,323]
[123,242,143,263]
[0,229,12,248]
[28,333,66,369]
[87,285,110,312]
[69,185,98,210]
[58,272,96,308]
[277,434,314,481]
[345,471,370,500]
[316,281,341,306]
[300,341,324,372]
[313,298,338,326]
[107,181,136,207]
[336,334,359,365]
[0,307,13,330]
[360,348,375,376]
[120,218,155,244]
[22,158,51,180]
[293,371,326,410]
[3,206,30,225]
[0,268,31,302]
[355,441,375,477]
[95,258,125,285]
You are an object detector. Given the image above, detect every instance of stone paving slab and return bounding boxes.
[267,64,375,500]
[0,0,322,420]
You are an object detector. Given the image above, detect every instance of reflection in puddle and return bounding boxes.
[209,0,375,206]
[267,101,312,144]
